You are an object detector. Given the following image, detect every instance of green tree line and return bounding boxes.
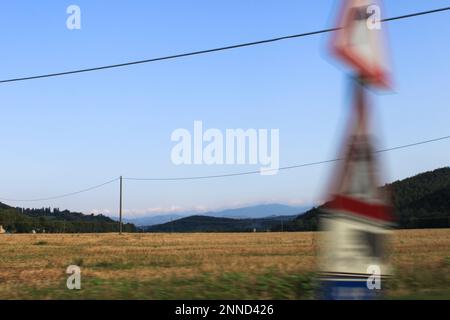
[0,204,136,233]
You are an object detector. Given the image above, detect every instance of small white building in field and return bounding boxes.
[0,225,5,234]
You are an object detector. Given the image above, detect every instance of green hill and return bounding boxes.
[0,203,136,233]
[144,215,297,233]
[275,167,450,231]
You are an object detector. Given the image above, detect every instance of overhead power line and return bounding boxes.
[0,177,119,202]
[0,6,449,84]
[125,134,450,181]
[1,134,449,202]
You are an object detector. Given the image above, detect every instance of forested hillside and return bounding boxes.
[0,204,136,233]
[144,215,297,232]
[274,167,450,231]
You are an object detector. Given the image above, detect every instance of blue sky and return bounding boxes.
[0,1,449,218]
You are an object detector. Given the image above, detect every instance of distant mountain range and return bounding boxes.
[126,204,310,226]
[124,213,192,227]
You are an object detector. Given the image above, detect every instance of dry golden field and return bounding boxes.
[0,229,449,299]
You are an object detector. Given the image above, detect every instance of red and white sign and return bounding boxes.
[330,0,391,88]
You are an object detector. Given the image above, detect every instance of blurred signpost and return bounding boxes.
[320,0,393,299]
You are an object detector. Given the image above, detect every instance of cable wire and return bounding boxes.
[0,7,449,84]
[1,135,449,201]
[0,177,119,202]
[124,134,450,181]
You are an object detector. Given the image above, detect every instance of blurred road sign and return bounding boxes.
[319,82,392,299]
[330,0,390,88]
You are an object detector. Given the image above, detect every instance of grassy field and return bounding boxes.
[0,229,449,299]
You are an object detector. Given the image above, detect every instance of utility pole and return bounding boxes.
[119,176,123,235]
